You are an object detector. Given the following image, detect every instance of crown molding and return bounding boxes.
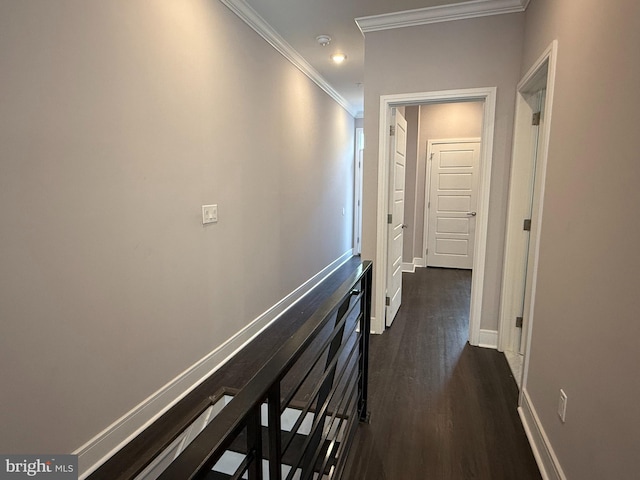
[356,0,529,33]
[219,0,358,117]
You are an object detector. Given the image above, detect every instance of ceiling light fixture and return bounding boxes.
[330,53,347,64]
[316,35,331,47]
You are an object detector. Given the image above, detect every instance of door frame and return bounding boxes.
[354,127,364,255]
[423,137,482,269]
[374,87,496,344]
[385,109,407,326]
[498,41,558,392]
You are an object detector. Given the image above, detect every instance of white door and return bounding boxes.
[518,89,546,354]
[426,140,480,269]
[386,109,407,326]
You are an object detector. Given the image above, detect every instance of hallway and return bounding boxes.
[343,268,540,479]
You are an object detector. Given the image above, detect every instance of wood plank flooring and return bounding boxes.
[342,267,541,480]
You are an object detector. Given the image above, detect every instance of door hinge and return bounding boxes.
[387,214,393,224]
[523,219,532,231]
[428,201,431,209]
[426,248,429,255]
[532,112,541,126]
[429,153,434,160]
[516,316,524,328]
[390,125,396,136]
[385,296,391,306]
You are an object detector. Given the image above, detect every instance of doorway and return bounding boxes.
[498,41,557,389]
[374,87,497,344]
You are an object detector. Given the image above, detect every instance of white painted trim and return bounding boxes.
[374,88,496,342]
[374,101,393,335]
[356,0,528,33]
[369,316,382,335]
[219,0,358,117]
[498,42,557,356]
[516,41,558,397]
[426,138,483,147]
[519,388,567,480]
[74,250,354,478]
[497,88,537,353]
[402,262,416,273]
[402,257,425,273]
[477,329,498,349]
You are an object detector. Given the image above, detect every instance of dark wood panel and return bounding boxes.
[342,267,541,480]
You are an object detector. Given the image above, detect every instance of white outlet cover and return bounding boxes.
[202,204,218,225]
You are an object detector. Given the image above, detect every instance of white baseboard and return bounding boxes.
[477,329,498,349]
[519,388,567,480]
[402,258,426,273]
[74,250,354,478]
[369,316,383,335]
[402,262,416,273]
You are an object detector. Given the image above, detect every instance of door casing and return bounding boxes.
[385,109,407,326]
[498,41,558,395]
[374,87,496,344]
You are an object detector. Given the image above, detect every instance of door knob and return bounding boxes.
[401,224,408,229]
[466,212,477,216]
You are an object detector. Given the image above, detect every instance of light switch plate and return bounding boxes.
[558,389,567,423]
[202,204,218,224]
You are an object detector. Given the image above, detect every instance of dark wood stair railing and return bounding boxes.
[89,259,372,480]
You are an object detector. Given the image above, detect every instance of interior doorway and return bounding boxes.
[391,109,483,326]
[499,41,557,389]
[374,87,497,344]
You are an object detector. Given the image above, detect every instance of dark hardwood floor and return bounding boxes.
[342,267,541,480]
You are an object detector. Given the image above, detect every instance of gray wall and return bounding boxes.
[403,102,483,263]
[362,13,524,329]
[0,0,354,454]
[521,0,640,477]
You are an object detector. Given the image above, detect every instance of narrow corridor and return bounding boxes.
[344,268,540,479]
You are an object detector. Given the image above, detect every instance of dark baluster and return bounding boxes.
[300,294,351,479]
[247,406,263,480]
[267,384,282,480]
[359,267,372,422]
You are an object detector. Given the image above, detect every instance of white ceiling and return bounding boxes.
[236,0,525,116]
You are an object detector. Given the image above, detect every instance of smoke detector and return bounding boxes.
[316,35,331,47]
